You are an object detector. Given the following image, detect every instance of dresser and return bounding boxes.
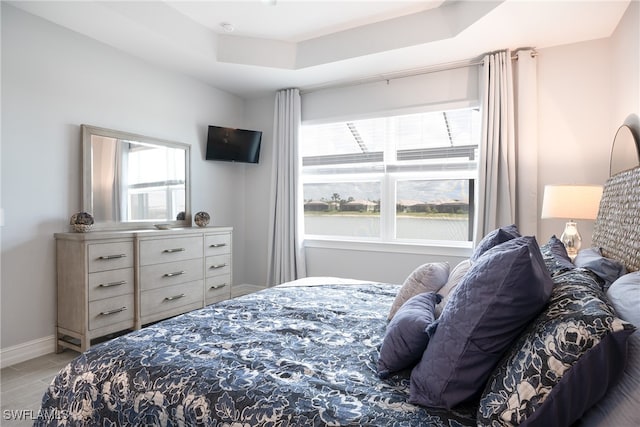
[55,227,233,352]
[204,232,233,305]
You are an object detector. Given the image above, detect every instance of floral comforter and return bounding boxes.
[36,283,477,426]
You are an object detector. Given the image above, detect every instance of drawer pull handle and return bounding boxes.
[210,263,227,270]
[210,283,227,290]
[99,281,127,288]
[164,294,185,301]
[210,243,227,248]
[98,254,126,260]
[163,248,185,253]
[163,271,185,278]
[99,307,127,316]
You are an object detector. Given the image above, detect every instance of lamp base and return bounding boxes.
[560,221,582,260]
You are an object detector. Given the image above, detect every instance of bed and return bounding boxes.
[36,167,640,426]
[36,279,478,426]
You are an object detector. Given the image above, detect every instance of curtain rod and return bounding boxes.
[300,48,537,95]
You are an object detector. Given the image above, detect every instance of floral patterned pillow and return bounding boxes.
[539,235,575,276]
[477,268,636,426]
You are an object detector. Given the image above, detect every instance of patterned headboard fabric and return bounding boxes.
[592,166,640,272]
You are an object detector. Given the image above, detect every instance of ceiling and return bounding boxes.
[8,0,631,99]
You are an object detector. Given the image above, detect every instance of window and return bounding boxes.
[300,107,480,244]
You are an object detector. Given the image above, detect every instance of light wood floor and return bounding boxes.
[1,350,79,426]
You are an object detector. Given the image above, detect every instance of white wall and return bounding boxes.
[536,38,613,246]
[610,0,639,131]
[537,1,639,247]
[242,95,276,286]
[304,244,469,284]
[0,5,246,350]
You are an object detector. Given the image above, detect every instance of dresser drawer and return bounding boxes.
[205,275,231,305]
[139,258,204,291]
[88,268,134,301]
[88,294,134,331]
[205,254,231,277]
[140,280,203,318]
[205,233,231,256]
[139,236,203,266]
[88,242,134,272]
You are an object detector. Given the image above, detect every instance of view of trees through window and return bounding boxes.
[300,108,479,242]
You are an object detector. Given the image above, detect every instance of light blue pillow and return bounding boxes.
[607,271,640,325]
[377,292,441,379]
[410,236,553,409]
[574,247,627,290]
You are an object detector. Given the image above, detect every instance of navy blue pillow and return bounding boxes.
[471,224,520,262]
[410,236,553,409]
[377,292,441,379]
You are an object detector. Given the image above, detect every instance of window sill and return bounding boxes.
[303,237,473,258]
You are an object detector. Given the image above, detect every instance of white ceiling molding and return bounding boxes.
[217,1,503,69]
[6,0,631,98]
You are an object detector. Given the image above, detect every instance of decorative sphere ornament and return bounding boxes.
[70,211,94,232]
[194,211,210,227]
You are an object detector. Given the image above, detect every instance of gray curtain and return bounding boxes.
[267,88,307,286]
[475,49,517,243]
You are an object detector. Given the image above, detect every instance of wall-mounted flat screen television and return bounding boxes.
[206,125,262,164]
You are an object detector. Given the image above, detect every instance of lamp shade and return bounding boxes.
[541,185,603,220]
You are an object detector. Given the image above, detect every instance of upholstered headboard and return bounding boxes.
[592,166,640,272]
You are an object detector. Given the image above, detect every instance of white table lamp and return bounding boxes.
[541,185,603,259]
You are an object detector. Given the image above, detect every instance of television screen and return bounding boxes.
[206,125,262,164]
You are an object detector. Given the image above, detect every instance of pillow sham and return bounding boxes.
[410,236,553,409]
[477,269,636,427]
[377,292,441,379]
[388,262,449,320]
[434,259,472,318]
[574,247,627,290]
[539,235,575,276]
[470,224,520,262]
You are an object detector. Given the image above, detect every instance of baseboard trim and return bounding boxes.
[1,335,56,368]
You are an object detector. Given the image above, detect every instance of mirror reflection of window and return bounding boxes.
[89,133,187,224]
[126,142,186,221]
[91,135,128,223]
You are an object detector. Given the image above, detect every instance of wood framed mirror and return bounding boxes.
[82,125,191,230]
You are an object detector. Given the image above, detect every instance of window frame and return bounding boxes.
[300,103,479,249]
